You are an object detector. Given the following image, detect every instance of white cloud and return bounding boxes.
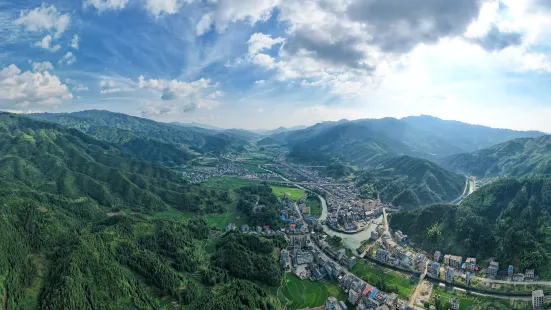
[14,4,70,38]
[31,61,54,72]
[0,64,72,106]
[70,34,79,49]
[255,80,266,85]
[252,53,277,69]
[202,0,280,34]
[86,0,129,13]
[34,35,61,52]
[196,13,213,36]
[247,33,284,55]
[99,78,134,94]
[58,52,76,66]
[72,85,89,92]
[138,75,220,113]
[145,0,184,16]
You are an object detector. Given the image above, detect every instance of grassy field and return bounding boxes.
[267,273,347,309]
[307,196,322,218]
[270,185,306,200]
[240,164,267,173]
[351,260,414,299]
[204,202,248,230]
[203,177,262,190]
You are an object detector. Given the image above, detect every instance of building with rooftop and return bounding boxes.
[434,251,441,262]
[465,257,476,271]
[449,255,462,268]
[225,223,236,232]
[488,261,499,277]
[449,297,460,310]
[240,224,250,232]
[376,249,390,263]
[508,265,514,277]
[348,290,360,305]
[325,296,348,310]
[532,290,544,310]
[526,269,535,279]
[445,267,455,283]
[280,249,288,266]
[371,231,379,240]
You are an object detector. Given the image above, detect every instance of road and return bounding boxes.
[409,262,428,307]
[476,277,551,286]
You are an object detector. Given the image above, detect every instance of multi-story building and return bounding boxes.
[532,290,544,310]
[376,249,390,263]
[428,261,440,276]
[348,289,360,305]
[325,296,348,310]
[443,254,450,265]
[290,234,309,248]
[434,251,441,262]
[394,230,408,243]
[371,231,379,240]
[445,267,455,283]
[508,265,514,277]
[526,269,535,279]
[488,261,499,277]
[465,257,476,271]
[449,255,462,268]
[449,297,460,310]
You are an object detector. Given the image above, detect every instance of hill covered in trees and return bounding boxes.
[440,135,551,178]
[355,156,465,209]
[265,116,543,166]
[0,112,282,309]
[29,110,248,164]
[389,176,551,274]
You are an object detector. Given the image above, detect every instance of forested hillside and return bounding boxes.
[440,135,551,178]
[0,112,282,309]
[355,156,465,209]
[265,116,543,165]
[389,176,551,274]
[29,110,248,161]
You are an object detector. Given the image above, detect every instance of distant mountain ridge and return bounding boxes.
[262,115,545,166]
[29,110,249,164]
[440,135,551,178]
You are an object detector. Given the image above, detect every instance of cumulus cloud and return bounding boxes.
[86,0,129,13]
[14,4,70,37]
[34,35,61,52]
[198,0,279,34]
[196,12,213,36]
[471,26,524,51]
[138,75,220,114]
[99,79,122,94]
[248,33,284,55]
[58,52,76,66]
[0,64,72,106]
[70,34,79,49]
[31,61,54,72]
[252,53,277,69]
[145,0,185,16]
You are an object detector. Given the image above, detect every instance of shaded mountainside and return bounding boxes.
[355,156,465,209]
[440,135,551,178]
[401,115,545,153]
[0,112,283,309]
[390,176,551,274]
[264,116,544,166]
[29,110,248,159]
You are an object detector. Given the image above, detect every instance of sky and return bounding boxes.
[1,0,551,131]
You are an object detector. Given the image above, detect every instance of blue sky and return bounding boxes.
[1,0,551,131]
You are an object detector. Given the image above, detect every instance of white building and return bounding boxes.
[532,290,544,310]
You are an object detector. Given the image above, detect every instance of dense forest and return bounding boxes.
[440,135,551,178]
[355,156,465,209]
[29,110,248,162]
[390,176,551,274]
[236,185,284,229]
[0,113,282,309]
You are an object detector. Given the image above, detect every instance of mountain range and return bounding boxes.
[440,135,551,178]
[261,115,545,167]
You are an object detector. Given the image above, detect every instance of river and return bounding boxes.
[318,194,382,250]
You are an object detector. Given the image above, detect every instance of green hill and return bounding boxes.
[389,176,551,274]
[440,135,551,178]
[29,110,248,161]
[355,156,465,209]
[0,112,282,309]
[267,116,543,166]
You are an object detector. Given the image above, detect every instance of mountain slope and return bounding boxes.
[29,110,247,158]
[355,156,465,209]
[264,116,544,165]
[0,112,282,309]
[389,176,551,274]
[401,115,545,153]
[440,135,551,178]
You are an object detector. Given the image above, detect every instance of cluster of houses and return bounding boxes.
[326,200,386,233]
[183,162,279,184]
[338,273,404,310]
